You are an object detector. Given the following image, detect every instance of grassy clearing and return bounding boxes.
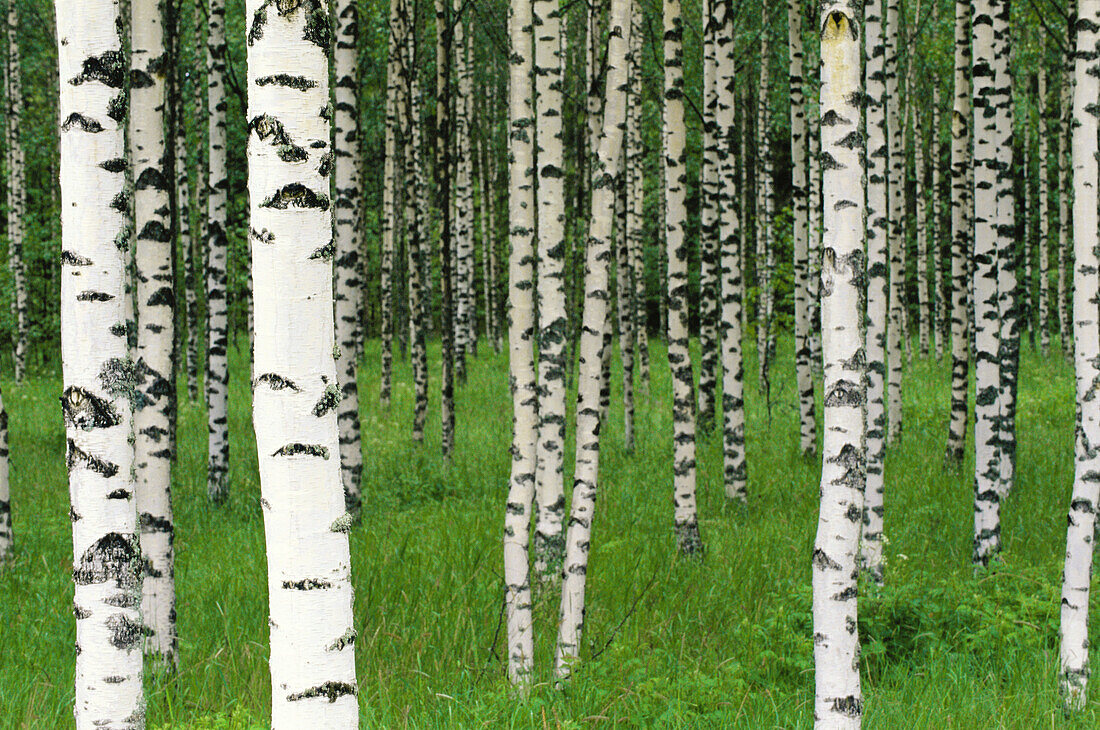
[0,336,1097,728]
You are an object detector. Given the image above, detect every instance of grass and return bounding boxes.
[0,334,1098,728]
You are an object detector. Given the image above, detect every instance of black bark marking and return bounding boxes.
[255,373,300,392]
[135,167,169,191]
[106,612,143,651]
[309,240,336,260]
[273,443,330,459]
[62,250,93,266]
[99,158,127,173]
[76,290,114,302]
[61,113,104,133]
[282,577,332,590]
[327,628,357,651]
[261,183,330,211]
[69,50,125,88]
[73,533,139,588]
[62,387,121,430]
[256,74,317,91]
[286,681,357,703]
[312,386,340,417]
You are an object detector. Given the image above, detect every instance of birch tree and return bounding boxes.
[813,6,865,726]
[716,0,746,502]
[380,0,399,408]
[333,0,362,512]
[1060,0,1100,708]
[696,0,719,433]
[503,0,538,685]
[628,2,648,390]
[664,0,702,556]
[885,0,904,443]
[756,9,773,390]
[5,0,27,383]
[533,0,568,583]
[206,0,230,502]
[945,0,971,464]
[58,2,144,723]
[1039,68,1051,356]
[435,0,456,458]
[246,2,359,724]
[789,0,815,456]
[452,0,472,384]
[132,0,177,665]
[861,0,888,583]
[556,0,631,681]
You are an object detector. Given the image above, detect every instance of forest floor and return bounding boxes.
[0,336,1098,728]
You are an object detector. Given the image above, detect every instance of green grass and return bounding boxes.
[0,335,1098,728]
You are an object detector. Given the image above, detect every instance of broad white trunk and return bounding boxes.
[664,0,702,556]
[1060,0,1100,708]
[533,0,568,583]
[503,0,538,685]
[971,0,1002,564]
[716,0,746,502]
[5,0,26,383]
[813,6,865,726]
[132,0,176,665]
[334,0,363,511]
[57,2,144,724]
[246,3,359,725]
[555,0,632,681]
[206,0,229,503]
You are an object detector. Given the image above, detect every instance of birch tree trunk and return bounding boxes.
[435,0,456,459]
[885,0,904,443]
[945,0,971,464]
[1059,62,1072,358]
[664,0,702,556]
[58,3,145,723]
[789,0,815,456]
[861,0,888,584]
[808,74,823,371]
[696,0,719,434]
[916,106,930,357]
[533,0,568,584]
[132,0,176,665]
[380,0,399,408]
[206,0,229,503]
[756,10,773,392]
[932,88,945,359]
[452,0,471,384]
[813,6,865,726]
[1039,68,1050,356]
[992,0,1017,498]
[555,0,631,681]
[628,2,648,389]
[503,0,537,685]
[5,0,27,383]
[971,0,1003,565]
[333,0,362,511]
[716,0,746,502]
[246,3,359,724]
[1060,0,1100,708]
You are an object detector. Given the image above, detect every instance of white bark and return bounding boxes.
[813,6,865,727]
[246,2,358,725]
[555,0,632,681]
[132,0,176,665]
[504,0,537,685]
[58,2,145,724]
[1060,0,1100,708]
[206,0,229,502]
[1039,69,1050,356]
[5,0,26,383]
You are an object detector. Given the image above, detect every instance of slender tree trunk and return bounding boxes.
[1060,0,1100,708]
[945,0,971,464]
[1058,63,1071,358]
[739,85,751,341]
[1039,68,1050,356]
[186,6,203,402]
[664,0,702,556]
[916,106,930,357]
[933,88,945,359]
[629,3,648,389]
[246,4,358,724]
[696,0,719,434]
[790,0,815,456]
[334,0,363,512]
[132,0,176,665]
[808,72,823,372]
[756,9,772,392]
[885,0,904,443]
[0,382,8,560]
[380,0,399,408]
[971,0,1003,565]
[716,0,746,502]
[453,0,471,384]
[813,6,865,726]
[503,0,538,685]
[174,60,198,405]
[533,0,568,583]
[58,3,144,723]
[862,0,889,584]
[5,0,26,383]
[617,154,636,451]
[206,0,229,503]
[992,0,1018,498]
[555,0,632,681]
[436,0,456,458]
